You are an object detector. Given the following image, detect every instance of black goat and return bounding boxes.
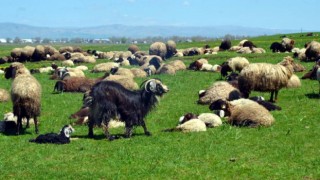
[29,125,75,144]
[87,79,169,140]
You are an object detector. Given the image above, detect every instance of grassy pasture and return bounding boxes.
[0,33,320,179]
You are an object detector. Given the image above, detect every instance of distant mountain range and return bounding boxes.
[0,22,301,39]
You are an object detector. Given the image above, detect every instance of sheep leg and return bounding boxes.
[141,121,151,136]
[26,118,30,128]
[269,91,275,103]
[274,90,279,102]
[16,116,23,135]
[34,116,39,134]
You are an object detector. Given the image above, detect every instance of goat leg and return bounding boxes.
[124,125,133,138]
[102,122,118,141]
[141,121,151,136]
[88,118,95,138]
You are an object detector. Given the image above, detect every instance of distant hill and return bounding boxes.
[0,22,301,39]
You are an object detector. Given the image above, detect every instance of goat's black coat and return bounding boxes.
[88,80,167,140]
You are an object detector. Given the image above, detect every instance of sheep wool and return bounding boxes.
[176,119,207,133]
[149,42,167,60]
[198,81,241,104]
[286,74,301,88]
[130,68,148,78]
[168,60,186,71]
[238,63,293,101]
[156,64,176,75]
[104,75,139,90]
[0,88,10,102]
[92,62,120,73]
[112,67,135,79]
[62,60,74,67]
[227,100,275,127]
[198,113,222,127]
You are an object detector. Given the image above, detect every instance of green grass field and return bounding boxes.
[0,33,320,179]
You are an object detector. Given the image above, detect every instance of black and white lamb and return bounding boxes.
[29,125,75,144]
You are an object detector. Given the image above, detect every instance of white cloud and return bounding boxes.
[183,1,190,6]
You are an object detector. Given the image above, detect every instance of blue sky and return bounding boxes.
[0,0,318,31]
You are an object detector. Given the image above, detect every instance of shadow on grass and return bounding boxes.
[305,93,320,99]
[72,133,148,140]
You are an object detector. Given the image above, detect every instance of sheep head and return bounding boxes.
[179,113,198,125]
[144,79,169,96]
[5,62,29,79]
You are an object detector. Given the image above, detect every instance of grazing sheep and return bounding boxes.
[270,42,285,53]
[305,41,320,61]
[198,81,242,105]
[238,63,293,102]
[5,62,41,134]
[229,46,242,51]
[59,46,74,53]
[128,44,140,54]
[0,56,13,64]
[188,58,208,70]
[11,48,22,61]
[149,42,167,60]
[209,99,275,127]
[32,45,46,61]
[20,46,35,62]
[220,57,249,77]
[219,39,232,51]
[0,88,10,102]
[166,40,177,58]
[251,47,266,54]
[281,37,295,52]
[29,125,75,144]
[87,79,169,140]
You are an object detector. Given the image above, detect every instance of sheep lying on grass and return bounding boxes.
[198,81,241,105]
[5,62,41,134]
[209,99,275,127]
[179,112,222,128]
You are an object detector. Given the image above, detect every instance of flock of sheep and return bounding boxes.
[0,37,320,142]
